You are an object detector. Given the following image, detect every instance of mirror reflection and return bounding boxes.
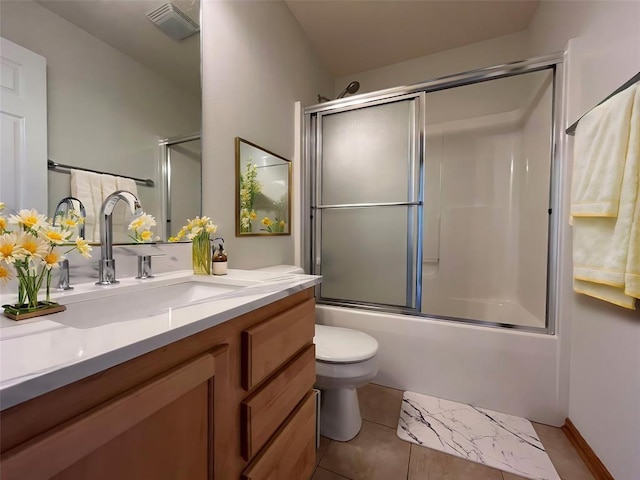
[236,138,291,236]
[0,0,202,242]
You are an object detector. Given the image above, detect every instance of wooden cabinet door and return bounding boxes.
[242,392,316,480]
[0,346,229,480]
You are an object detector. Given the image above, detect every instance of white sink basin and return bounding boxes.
[53,279,251,329]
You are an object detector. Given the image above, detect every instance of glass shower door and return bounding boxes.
[313,94,423,310]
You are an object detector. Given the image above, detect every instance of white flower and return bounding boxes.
[128,213,156,232]
[40,226,72,245]
[9,209,47,231]
[43,250,61,270]
[0,233,26,264]
[75,237,92,258]
[16,231,49,260]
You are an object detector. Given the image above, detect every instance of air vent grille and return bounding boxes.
[146,3,199,41]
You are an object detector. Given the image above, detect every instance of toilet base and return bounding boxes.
[319,387,362,442]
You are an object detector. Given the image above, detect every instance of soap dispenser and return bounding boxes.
[212,237,227,275]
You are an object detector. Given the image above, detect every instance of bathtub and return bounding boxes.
[316,304,566,426]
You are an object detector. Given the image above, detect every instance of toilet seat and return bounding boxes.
[314,324,378,364]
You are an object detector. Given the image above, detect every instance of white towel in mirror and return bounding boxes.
[70,169,102,242]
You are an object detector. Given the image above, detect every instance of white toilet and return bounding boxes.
[314,324,379,441]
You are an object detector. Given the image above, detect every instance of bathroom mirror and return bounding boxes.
[236,137,291,236]
[0,0,201,243]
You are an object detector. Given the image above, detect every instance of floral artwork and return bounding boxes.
[0,202,92,315]
[260,217,286,233]
[239,160,262,233]
[236,138,291,236]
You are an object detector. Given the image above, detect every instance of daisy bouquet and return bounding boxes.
[0,202,92,314]
[169,216,217,275]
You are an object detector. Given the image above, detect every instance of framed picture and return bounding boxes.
[235,137,291,236]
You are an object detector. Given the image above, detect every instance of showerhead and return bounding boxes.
[336,81,360,99]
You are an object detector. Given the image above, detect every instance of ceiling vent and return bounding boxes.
[147,3,200,41]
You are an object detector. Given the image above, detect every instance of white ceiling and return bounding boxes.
[34,0,540,94]
[285,0,540,77]
[35,0,201,96]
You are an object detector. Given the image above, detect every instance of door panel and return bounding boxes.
[0,37,47,213]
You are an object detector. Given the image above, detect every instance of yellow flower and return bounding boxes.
[43,251,60,270]
[41,227,72,245]
[0,202,5,212]
[261,217,272,227]
[75,237,92,258]
[140,230,153,242]
[61,217,79,229]
[205,223,218,234]
[128,213,156,232]
[0,264,11,283]
[0,216,7,232]
[250,210,257,220]
[9,209,47,231]
[16,232,49,259]
[0,233,25,263]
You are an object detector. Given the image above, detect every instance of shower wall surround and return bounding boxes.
[422,71,553,328]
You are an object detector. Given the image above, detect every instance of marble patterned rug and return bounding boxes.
[397,391,560,480]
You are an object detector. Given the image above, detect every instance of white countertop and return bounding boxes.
[0,269,321,410]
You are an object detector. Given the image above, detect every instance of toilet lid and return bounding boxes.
[314,324,378,363]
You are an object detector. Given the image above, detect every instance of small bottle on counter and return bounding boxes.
[212,237,227,275]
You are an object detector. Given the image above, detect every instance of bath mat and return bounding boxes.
[397,391,560,480]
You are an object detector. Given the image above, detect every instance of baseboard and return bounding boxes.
[562,418,614,480]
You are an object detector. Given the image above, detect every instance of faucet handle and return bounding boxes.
[136,255,154,279]
[57,258,74,291]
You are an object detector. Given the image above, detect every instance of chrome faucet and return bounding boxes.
[52,197,86,290]
[97,190,143,285]
[53,196,86,239]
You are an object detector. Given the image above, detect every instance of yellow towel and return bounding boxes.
[572,83,640,309]
[624,86,640,299]
[571,84,636,218]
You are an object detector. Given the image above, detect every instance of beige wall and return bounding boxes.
[0,0,201,229]
[201,0,333,268]
[333,30,529,96]
[527,2,640,479]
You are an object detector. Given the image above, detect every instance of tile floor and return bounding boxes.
[313,384,595,480]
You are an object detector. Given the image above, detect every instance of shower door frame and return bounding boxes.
[304,53,565,335]
[311,93,426,313]
[159,132,202,240]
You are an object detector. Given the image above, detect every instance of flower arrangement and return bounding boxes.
[239,160,262,233]
[0,202,92,318]
[128,213,158,243]
[260,217,286,233]
[168,216,218,275]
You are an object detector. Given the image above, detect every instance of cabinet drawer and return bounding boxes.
[241,392,316,480]
[242,298,315,391]
[241,345,316,460]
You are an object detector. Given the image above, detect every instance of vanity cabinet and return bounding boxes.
[0,288,316,480]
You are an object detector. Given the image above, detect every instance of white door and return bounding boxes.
[0,37,47,213]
